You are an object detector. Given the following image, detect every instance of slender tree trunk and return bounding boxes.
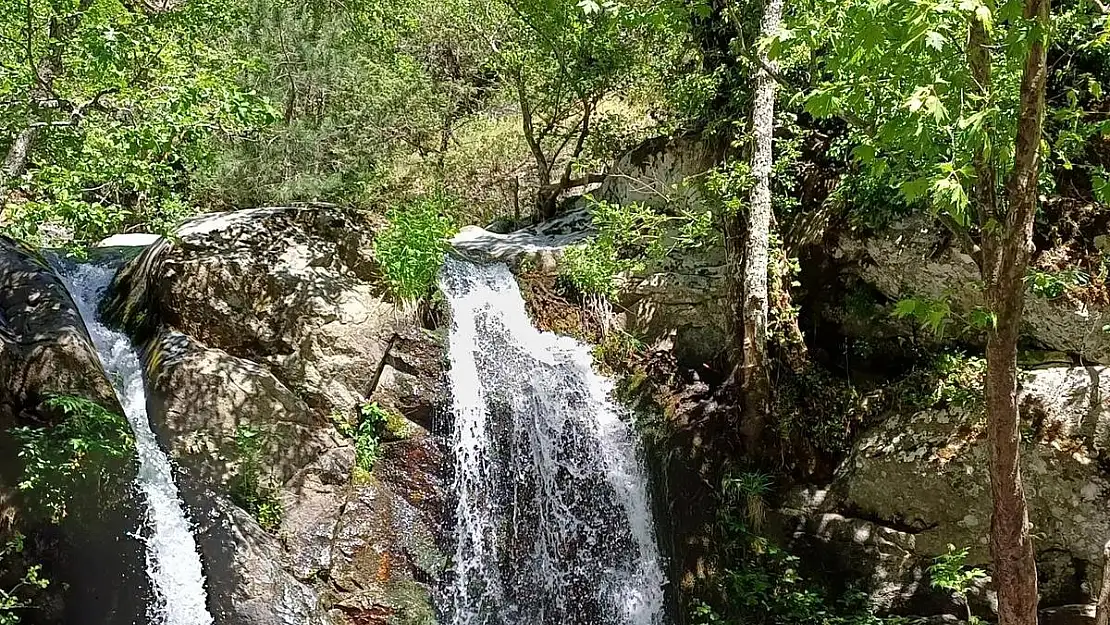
[0,126,38,208]
[972,0,1049,622]
[1095,540,1110,625]
[737,0,784,449]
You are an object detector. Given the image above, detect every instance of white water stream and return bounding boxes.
[61,262,213,625]
[440,257,666,625]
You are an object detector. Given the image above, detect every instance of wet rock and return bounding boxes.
[0,237,152,625]
[104,208,449,624]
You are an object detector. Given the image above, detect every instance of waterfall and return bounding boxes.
[440,257,667,625]
[60,262,213,625]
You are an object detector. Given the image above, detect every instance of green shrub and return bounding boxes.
[332,402,404,482]
[355,402,390,474]
[928,545,987,623]
[899,352,986,411]
[692,474,912,625]
[1026,268,1088,300]
[374,192,458,302]
[11,395,135,523]
[0,534,50,625]
[230,425,283,532]
[560,198,714,300]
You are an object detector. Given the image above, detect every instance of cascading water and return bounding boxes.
[440,256,667,625]
[60,261,213,625]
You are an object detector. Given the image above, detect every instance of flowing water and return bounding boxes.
[440,257,667,625]
[60,262,213,625]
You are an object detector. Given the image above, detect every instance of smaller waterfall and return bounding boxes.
[61,262,213,625]
[441,257,667,625]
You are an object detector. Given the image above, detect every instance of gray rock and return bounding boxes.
[103,207,449,625]
[146,329,335,493]
[804,365,1110,611]
[837,216,1110,364]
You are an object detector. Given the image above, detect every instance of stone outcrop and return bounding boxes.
[780,364,1110,615]
[836,216,1110,363]
[0,237,152,625]
[105,207,449,625]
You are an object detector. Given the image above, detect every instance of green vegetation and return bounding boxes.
[2,0,1108,620]
[0,534,50,625]
[331,401,403,484]
[374,193,457,302]
[230,425,282,532]
[693,473,913,625]
[561,198,715,299]
[929,545,988,624]
[11,395,135,523]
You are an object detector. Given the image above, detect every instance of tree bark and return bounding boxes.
[738,0,784,449]
[0,125,38,207]
[973,0,1049,623]
[1095,539,1110,625]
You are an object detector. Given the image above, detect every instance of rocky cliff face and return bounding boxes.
[777,363,1110,617]
[104,207,449,625]
[835,215,1110,363]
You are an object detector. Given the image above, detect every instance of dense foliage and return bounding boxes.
[11,395,135,523]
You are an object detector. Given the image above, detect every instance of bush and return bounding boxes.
[11,395,135,523]
[331,402,404,484]
[229,425,282,532]
[374,192,458,302]
[0,534,50,625]
[692,474,912,625]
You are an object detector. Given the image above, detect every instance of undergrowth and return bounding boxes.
[230,425,283,532]
[560,198,714,300]
[331,402,406,485]
[12,395,135,523]
[374,191,457,303]
[692,471,914,625]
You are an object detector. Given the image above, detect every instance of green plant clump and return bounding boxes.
[374,192,458,302]
[928,545,988,623]
[11,395,135,523]
[230,425,283,532]
[355,402,390,474]
[560,198,714,300]
[0,534,50,625]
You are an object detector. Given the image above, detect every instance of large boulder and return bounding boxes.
[782,364,1110,614]
[0,237,152,625]
[836,216,1110,363]
[104,207,449,625]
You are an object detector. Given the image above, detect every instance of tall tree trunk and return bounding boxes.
[0,126,38,207]
[1095,539,1110,625]
[738,0,784,449]
[973,0,1049,622]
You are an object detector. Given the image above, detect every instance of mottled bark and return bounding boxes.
[967,0,1049,623]
[0,126,38,207]
[737,0,784,449]
[1095,540,1110,625]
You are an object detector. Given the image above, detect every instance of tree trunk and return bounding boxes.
[1095,539,1110,625]
[737,0,784,449]
[975,0,1049,622]
[0,126,38,208]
